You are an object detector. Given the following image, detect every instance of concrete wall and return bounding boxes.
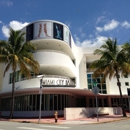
[64,107,122,120]
[108,76,130,95]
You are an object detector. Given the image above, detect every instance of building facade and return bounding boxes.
[0,20,130,117]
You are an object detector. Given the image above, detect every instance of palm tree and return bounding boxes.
[89,38,130,117]
[0,28,39,118]
[122,41,130,62]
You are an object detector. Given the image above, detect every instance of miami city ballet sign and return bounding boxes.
[41,77,75,86]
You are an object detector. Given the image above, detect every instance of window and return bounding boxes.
[15,71,20,82]
[87,73,107,94]
[9,73,13,84]
[86,63,95,72]
[21,73,25,80]
[86,63,91,68]
[31,72,37,78]
[9,71,37,83]
[87,74,91,78]
[124,75,128,78]
[87,79,91,83]
[125,82,129,86]
[9,71,20,84]
[88,85,92,89]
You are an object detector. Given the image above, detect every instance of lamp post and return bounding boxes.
[37,75,44,123]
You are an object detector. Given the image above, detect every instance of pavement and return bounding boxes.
[0,113,130,125]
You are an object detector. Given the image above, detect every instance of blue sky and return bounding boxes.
[0,0,130,47]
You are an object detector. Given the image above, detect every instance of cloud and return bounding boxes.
[96,27,103,32]
[2,26,10,37]
[122,21,130,28]
[96,19,119,32]
[6,0,13,6]
[89,35,93,38]
[77,27,82,33]
[0,0,13,6]
[0,21,2,24]
[104,20,119,31]
[9,21,29,30]
[74,34,108,47]
[2,20,29,38]
[96,16,105,24]
[81,33,86,38]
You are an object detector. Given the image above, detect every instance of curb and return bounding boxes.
[5,119,61,125]
[86,117,130,125]
[1,117,130,125]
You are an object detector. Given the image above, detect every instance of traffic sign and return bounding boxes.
[92,86,99,95]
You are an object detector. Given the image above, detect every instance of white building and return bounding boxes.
[0,20,130,118]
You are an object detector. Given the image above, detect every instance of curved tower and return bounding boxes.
[1,20,78,117]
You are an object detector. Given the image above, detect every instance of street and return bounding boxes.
[0,120,130,130]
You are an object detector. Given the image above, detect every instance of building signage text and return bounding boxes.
[42,78,71,86]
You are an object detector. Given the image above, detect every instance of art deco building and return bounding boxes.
[0,20,130,117]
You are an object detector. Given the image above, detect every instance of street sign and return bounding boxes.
[92,86,99,95]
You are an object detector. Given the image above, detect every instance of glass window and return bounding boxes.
[103,90,107,94]
[87,74,91,78]
[9,71,20,83]
[62,95,64,110]
[15,71,20,82]
[97,78,100,83]
[41,94,44,110]
[45,94,49,110]
[87,73,107,94]
[54,94,58,110]
[64,95,66,108]
[21,73,25,80]
[125,82,129,86]
[88,79,91,83]
[50,94,53,110]
[124,75,128,78]
[88,85,92,89]
[99,90,102,93]
[58,95,61,110]
[100,74,103,77]
[9,73,13,84]
[97,84,101,89]
[26,96,30,111]
[102,84,106,89]
[29,95,33,111]
[9,70,38,83]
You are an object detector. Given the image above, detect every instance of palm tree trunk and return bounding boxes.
[115,68,127,117]
[10,69,16,119]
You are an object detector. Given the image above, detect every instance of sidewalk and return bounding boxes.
[0,114,130,125]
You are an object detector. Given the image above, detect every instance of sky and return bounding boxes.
[0,0,130,47]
